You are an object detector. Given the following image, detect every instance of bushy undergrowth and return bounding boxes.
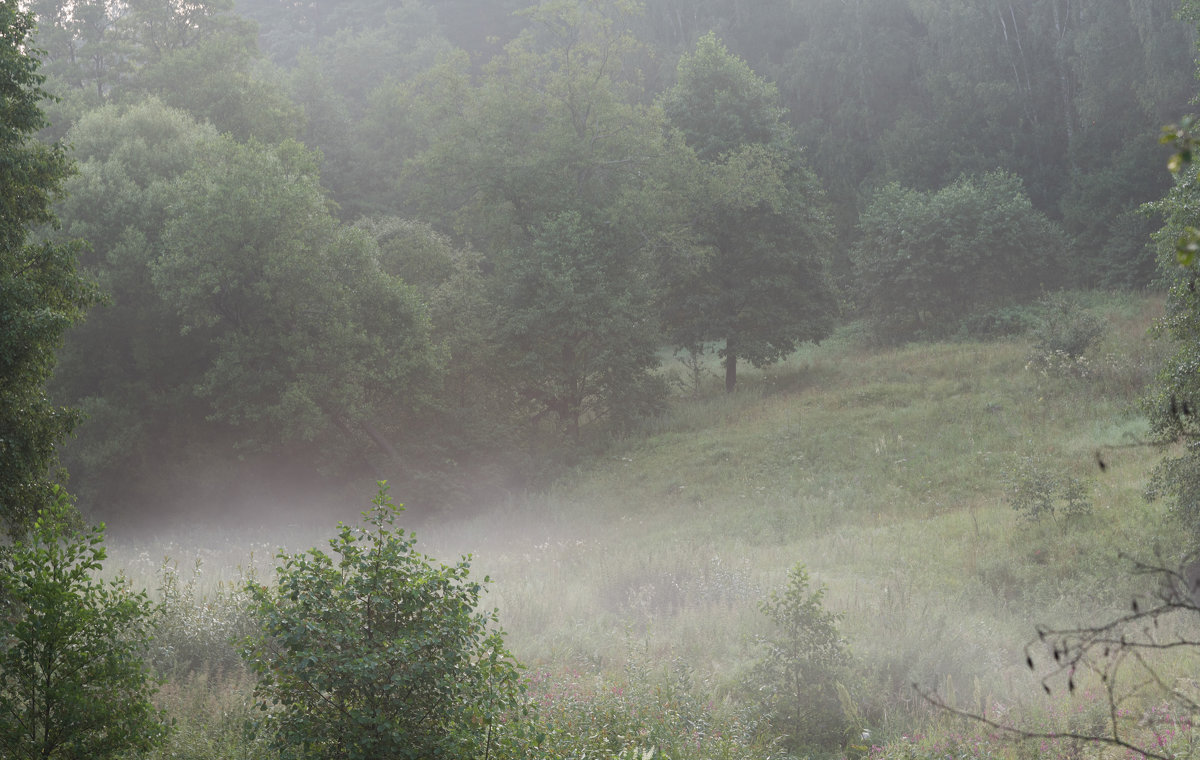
[1030,292,1107,360]
[151,559,259,676]
[526,655,774,760]
[140,669,276,760]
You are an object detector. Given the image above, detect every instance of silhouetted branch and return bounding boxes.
[919,550,1200,760]
[914,684,1176,760]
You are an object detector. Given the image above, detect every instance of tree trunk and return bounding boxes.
[361,419,399,463]
[724,342,737,393]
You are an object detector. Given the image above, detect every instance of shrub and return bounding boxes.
[752,563,853,754]
[1029,292,1105,360]
[1003,456,1092,529]
[151,558,259,677]
[852,172,1067,344]
[241,482,527,760]
[0,488,169,760]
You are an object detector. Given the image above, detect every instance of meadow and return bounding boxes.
[102,291,1199,759]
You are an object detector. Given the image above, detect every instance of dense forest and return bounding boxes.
[21,0,1197,524]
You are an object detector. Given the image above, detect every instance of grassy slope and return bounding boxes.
[423,292,1177,724]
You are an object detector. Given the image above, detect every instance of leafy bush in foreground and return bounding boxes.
[0,488,168,760]
[753,563,854,754]
[241,482,526,760]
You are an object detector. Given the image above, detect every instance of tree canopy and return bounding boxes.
[0,5,96,533]
[852,172,1067,344]
[51,102,443,515]
[660,34,836,392]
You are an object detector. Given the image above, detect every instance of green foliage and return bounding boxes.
[152,137,443,464]
[1030,292,1107,360]
[1159,116,1200,267]
[405,0,665,252]
[0,5,97,534]
[1002,456,1092,529]
[494,210,666,438]
[241,482,527,760]
[752,563,852,754]
[852,172,1066,344]
[29,0,299,142]
[661,31,788,161]
[659,35,837,392]
[1144,130,1200,546]
[527,659,773,760]
[0,488,169,759]
[128,25,303,144]
[49,101,228,511]
[52,103,445,511]
[357,216,526,493]
[403,2,671,437]
[151,559,259,677]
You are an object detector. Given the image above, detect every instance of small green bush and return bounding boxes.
[241,482,527,760]
[1030,292,1106,360]
[151,558,259,677]
[752,563,853,754]
[0,488,169,760]
[1003,456,1092,529]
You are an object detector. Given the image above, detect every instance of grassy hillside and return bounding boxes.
[106,291,1192,759]
[442,293,1166,662]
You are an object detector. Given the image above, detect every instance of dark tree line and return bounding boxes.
[10,0,1198,522]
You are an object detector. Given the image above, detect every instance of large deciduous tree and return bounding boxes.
[51,101,443,516]
[660,33,836,392]
[0,6,96,534]
[50,101,225,513]
[405,0,670,435]
[152,137,443,470]
[493,210,664,438]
